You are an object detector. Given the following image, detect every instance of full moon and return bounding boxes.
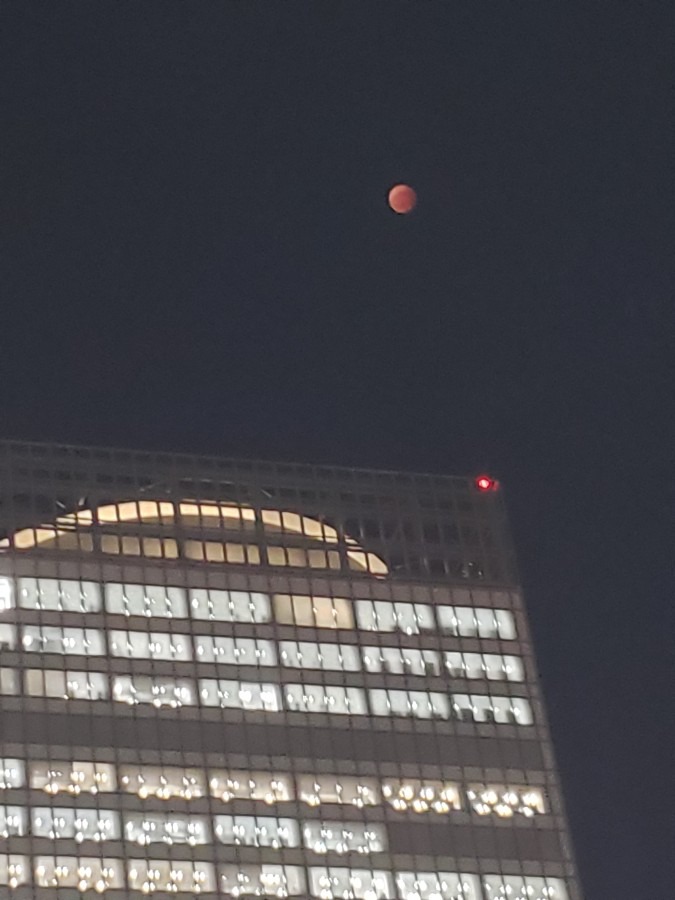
[388,183,417,214]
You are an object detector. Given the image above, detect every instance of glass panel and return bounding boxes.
[18,577,101,612]
[0,578,13,611]
[483,654,524,682]
[31,806,119,841]
[112,675,195,707]
[194,635,277,666]
[105,582,187,618]
[369,689,450,719]
[382,778,461,813]
[29,761,116,795]
[109,630,191,661]
[355,600,433,634]
[303,820,386,854]
[127,859,215,893]
[0,806,26,837]
[483,875,569,900]
[509,697,533,725]
[209,770,293,804]
[494,609,517,639]
[461,653,485,679]
[274,595,354,629]
[0,669,17,694]
[447,652,526,681]
[124,812,210,846]
[279,641,360,672]
[21,625,105,656]
[220,864,306,897]
[451,694,533,725]
[59,671,108,700]
[189,588,271,623]
[214,814,300,848]
[0,759,24,790]
[437,606,516,640]
[308,867,394,899]
[396,872,482,900]
[34,856,124,890]
[0,624,15,650]
[362,646,440,676]
[0,854,28,887]
[467,784,546,817]
[119,765,205,800]
[199,679,281,711]
[297,775,380,808]
[285,684,366,715]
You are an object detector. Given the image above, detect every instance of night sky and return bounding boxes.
[1,4,673,897]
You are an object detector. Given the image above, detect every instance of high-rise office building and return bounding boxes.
[0,439,580,899]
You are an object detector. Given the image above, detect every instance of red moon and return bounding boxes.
[388,184,417,214]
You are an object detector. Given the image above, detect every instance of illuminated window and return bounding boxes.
[184,540,261,566]
[285,684,367,716]
[31,806,119,841]
[18,577,101,612]
[0,577,12,611]
[346,550,389,576]
[100,534,178,559]
[53,532,94,552]
[444,652,524,682]
[209,770,293,804]
[297,775,379,809]
[483,874,569,900]
[0,624,15,650]
[0,806,26,838]
[119,765,204,800]
[467,784,545,817]
[109,629,192,661]
[105,582,187,618]
[0,760,24,790]
[451,694,533,725]
[303,820,386,854]
[273,594,354,629]
[21,625,105,656]
[355,600,435,634]
[267,546,340,570]
[382,779,461,814]
[369,689,451,719]
[189,588,271,623]
[437,606,516,640]
[200,679,281,711]
[127,859,215,894]
[0,854,28,888]
[0,669,17,694]
[308,867,394,899]
[29,761,115,796]
[25,669,108,700]
[220,864,306,897]
[280,640,361,672]
[34,856,124,891]
[112,675,195,708]
[124,811,209,846]
[194,635,277,666]
[396,872,481,900]
[362,646,440,676]
[214,814,300,848]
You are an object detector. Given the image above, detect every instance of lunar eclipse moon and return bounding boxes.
[388,184,417,214]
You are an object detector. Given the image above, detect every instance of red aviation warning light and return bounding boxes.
[475,475,499,493]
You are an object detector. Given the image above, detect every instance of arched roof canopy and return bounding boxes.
[3,499,388,577]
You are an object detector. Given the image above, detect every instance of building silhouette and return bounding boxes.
[0,440,580,899]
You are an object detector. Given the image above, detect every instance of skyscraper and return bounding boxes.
[0,439,581,899]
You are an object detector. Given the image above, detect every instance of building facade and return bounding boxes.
[0,440,580,899]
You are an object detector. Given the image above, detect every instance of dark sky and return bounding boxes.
[1,3,673,897]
